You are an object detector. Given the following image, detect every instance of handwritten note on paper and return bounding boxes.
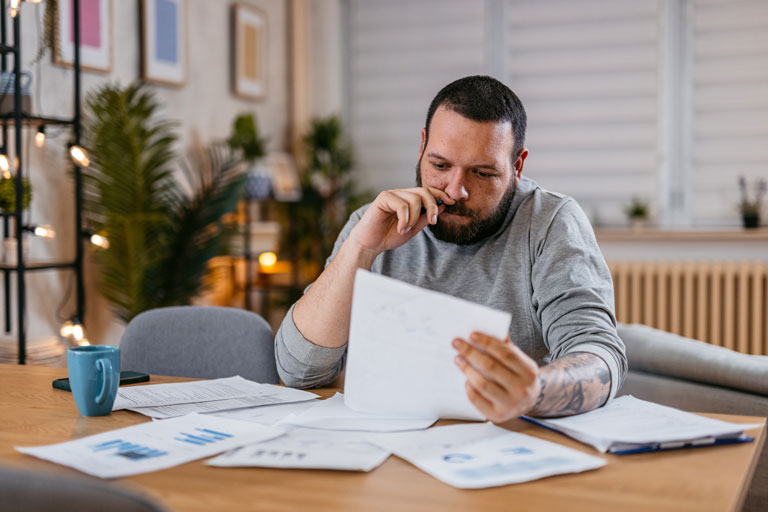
[345,270,512,421]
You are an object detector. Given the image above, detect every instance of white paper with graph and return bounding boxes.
[207,428,390,472]
[15,413,284,478]
[368,423,605,489]
[345,270,512,421]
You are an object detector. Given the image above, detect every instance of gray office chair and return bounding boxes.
[120,306,279,383]
[0,464,168,512]
[617,324,768,512]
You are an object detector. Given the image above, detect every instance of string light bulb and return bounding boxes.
[69,144,90,167]
[35,126,45,147]
[89,232,109,249]
[60,319,74,338]
[0,153,10,179]
[28,224,56,238]
[60,317,86,345]
[9,0,20,18]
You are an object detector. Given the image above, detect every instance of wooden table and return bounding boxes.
[0,364,764,512]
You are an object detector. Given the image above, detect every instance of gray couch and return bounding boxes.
[617,324,768,512]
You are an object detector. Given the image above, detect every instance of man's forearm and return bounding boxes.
[292,239,378,348]
[527,352,611,418]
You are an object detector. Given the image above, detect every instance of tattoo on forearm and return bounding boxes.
[530,353,611,418]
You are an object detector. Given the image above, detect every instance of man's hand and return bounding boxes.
[454,332,612,422]
[347,187,454,257]
[453,332,541,423]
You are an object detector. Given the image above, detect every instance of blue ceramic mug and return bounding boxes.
[68,345,120,416]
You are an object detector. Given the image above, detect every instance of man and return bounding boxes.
[276,75,626,422]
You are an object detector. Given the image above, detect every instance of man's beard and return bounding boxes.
[415,162,516,245]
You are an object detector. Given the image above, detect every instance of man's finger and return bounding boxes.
[466,332,538,381]
[455,354,509,406]
[453,339,520,390]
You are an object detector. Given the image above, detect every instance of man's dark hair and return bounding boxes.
[424,75,527,161]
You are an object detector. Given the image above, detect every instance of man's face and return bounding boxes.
[416,106,526,245]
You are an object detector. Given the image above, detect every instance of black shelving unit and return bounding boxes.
[1,2,84,364]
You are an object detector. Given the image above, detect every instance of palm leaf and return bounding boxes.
[83,82,245,321]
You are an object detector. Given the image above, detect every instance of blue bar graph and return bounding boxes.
[89,439,168,460]
[174,428,234,446]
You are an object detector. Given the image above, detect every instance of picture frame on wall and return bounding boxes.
[140,0,187,87]
[54,0,112,73]
[232,3,267,100]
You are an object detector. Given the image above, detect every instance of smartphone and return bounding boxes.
[52,371,150,392]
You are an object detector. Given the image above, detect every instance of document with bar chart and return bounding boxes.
[15,413,284,478]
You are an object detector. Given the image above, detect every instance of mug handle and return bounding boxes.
[95,358,114,405]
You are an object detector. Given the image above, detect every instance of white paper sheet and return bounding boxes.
[113,376,316,411]
[128,386,318,418]
[524,395,763,453]
[279,393,437,432]
[345,270,511,420]
[207,428,390,472]
[211,400,320,425]
[16,413,284,478]
[368,423,605,489]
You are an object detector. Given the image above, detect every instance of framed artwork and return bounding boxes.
[268,153,301,202]
[232,3,267,100]
[54,0,112,72]
[140,0,187,86]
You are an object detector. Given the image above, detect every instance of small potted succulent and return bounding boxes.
[738,176,766,229]
[624,196,649,230]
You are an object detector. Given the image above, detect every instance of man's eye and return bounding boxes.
[432,162,448,170]
[474,170,493,178]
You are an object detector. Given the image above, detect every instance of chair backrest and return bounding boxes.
[0,464,168,512]
[120,306,279,383]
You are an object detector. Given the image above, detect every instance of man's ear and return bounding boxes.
[513,148,529,185]
[418,128,426,160]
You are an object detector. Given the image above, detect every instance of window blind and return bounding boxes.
[505,0,663,225]
[689,0,768,226]
[345,0,486,192]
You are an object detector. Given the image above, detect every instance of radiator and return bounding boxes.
[608,261,768,356]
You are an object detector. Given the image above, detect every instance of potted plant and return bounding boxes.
[278,116,372,282]
[624,196,649,230]
[228,113,269,200]
[738,176,766,229]
[82,82,245,322]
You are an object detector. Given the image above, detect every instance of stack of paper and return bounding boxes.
[524,395,761,454]
[114,376,318,418]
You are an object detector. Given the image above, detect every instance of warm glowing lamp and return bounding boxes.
[258,251,277,268]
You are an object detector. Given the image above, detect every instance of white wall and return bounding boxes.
[3,0,289,346]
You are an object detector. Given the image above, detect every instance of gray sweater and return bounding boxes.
[275,177,627,399]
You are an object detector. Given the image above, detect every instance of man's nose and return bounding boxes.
[444,170,469,201]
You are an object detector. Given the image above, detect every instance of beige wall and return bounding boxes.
[3,0,289,346]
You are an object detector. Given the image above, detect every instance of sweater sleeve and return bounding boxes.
[530,199,627,400]
[274,207,367,388]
